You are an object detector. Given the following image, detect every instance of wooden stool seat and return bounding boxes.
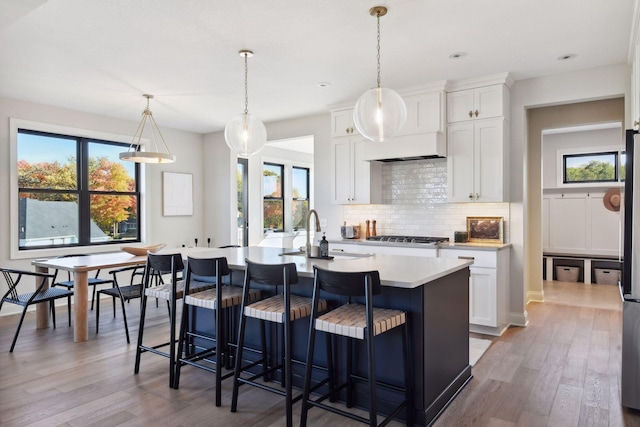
[244,294,326,323]
[315,303,405,339]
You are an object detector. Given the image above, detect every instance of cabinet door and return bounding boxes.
[331,109,356,138]
[399,91,444,135]
[447,89,474,123]
[352,139,381,204]
[549,194,589,252]
[474,85,504,119]
[447,122,475,202]
[331,139,352,204]
[474,118,504,202]
[469,266,497,327]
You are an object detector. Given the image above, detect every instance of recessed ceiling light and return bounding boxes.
[317,82,332,88]
[558,53,576,61]
[449,52,467,59]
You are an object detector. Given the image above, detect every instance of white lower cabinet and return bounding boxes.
[439,247,510,336]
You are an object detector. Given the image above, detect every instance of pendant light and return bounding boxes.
[353,6,406,143]
[225,50,267,156]
[119,94,175,163]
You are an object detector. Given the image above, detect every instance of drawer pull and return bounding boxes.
[458,256,475,260]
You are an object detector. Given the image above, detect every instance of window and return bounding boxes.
[263,163,284,231]
[562,151,619,184]
[292,167,309,230]
[17,129,140,250]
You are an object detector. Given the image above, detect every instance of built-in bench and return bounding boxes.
[543,252,622,285]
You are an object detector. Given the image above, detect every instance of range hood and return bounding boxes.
[360,132,446,162]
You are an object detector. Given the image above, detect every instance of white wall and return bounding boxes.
[0,96,204,315]
[510,63,630,326]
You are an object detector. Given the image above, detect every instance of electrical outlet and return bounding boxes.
[319,219,328,229]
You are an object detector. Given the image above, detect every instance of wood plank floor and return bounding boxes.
[1,283,640,426]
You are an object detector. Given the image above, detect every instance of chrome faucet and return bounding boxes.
[306,209,321,257]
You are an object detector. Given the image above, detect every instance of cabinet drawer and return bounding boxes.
[438,249,497,268]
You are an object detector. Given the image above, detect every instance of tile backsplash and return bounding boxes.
[343,158,510,241]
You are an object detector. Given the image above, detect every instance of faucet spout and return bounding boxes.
[306,209,321,258]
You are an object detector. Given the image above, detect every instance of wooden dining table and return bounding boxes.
[32,252,147,342]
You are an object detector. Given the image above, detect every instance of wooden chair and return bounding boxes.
[0,268,74,352]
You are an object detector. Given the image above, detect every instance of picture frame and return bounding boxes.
[162,172,193,216]
[466,216,504,243]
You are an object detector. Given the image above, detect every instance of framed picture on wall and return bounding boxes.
[163,172,193,216]
[466,216,504,243]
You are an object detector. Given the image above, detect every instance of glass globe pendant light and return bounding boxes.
[353,6,406,143]
[225,50,267,156]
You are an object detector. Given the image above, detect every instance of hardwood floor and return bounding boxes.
[1,283,640,426]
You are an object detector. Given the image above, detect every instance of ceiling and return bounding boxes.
[0,0,635,135]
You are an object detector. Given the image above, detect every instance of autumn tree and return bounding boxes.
[18,156,135,237]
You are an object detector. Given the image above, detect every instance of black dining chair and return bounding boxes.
[0,268,74,352]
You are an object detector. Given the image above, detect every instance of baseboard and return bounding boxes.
[508,310,528,327]
[527,290,544,303]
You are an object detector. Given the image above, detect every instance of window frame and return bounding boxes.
[10,118,146,260]
[263,162,285,232]
[291,166,310,231]
[556,145,625,188]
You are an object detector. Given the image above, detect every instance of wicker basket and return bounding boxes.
[556,266,580,282]
[594,268,620,285]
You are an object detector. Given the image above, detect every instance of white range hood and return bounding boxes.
[360,132,446,162]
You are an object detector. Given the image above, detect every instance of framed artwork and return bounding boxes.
[466,216,504,243]
[162,172,193,216]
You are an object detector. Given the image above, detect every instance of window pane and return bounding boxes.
[292,167,308,199]
[564,152,617,183]
[264,200,284,231]
[88,142,136,191]
[19,192,79,248]
[90,194,138,242]
[621,152,627,181]
[18,132,77,190]
[292,200,309,230]
[263,164,282,197]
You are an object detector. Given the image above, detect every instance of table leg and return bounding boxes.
[73,271,89,342]
[35,265,50,329]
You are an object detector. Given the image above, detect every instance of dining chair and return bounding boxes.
[0,267,74,352]
[51,254,114,311]
[95,265,145,343]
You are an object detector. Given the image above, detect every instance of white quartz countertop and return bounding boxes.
[329,239,511,251]
[170,246,471,289]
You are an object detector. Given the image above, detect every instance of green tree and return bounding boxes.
[566,160,615,182]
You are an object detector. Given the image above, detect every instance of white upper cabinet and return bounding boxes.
[396,91,445,136]
[330,136,381,205]
[447,84,509,123]
[331,108,358,138]
[447,118,509,202]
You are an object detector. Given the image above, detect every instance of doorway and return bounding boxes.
[527,97,624,309]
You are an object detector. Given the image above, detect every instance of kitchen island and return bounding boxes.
[183,246,472,426]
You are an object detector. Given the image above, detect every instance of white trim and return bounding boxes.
[9,118,147,260]
[508,311,529,327]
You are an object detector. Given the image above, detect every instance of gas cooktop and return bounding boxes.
[365,235,449,244]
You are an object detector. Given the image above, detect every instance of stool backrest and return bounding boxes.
[312,266,381,297]
[244,259,299,287]
[144,253,183,288]
[185,256,230,287]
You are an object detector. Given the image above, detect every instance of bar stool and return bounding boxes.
[174,256,260,407]
[134,252,214,388]
[231,260,326,427]
[300,265,413,427]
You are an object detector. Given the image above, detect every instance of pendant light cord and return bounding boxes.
[376,10,381,89]
[244,52,249,115]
